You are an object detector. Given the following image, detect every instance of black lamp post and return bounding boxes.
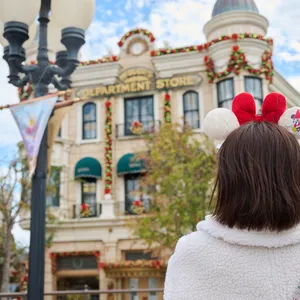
[1,0,94,299]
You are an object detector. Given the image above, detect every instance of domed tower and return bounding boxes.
[212,0,259,17]
[203,0,273,108]
[204,0,268,41]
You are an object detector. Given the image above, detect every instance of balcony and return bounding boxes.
[115,198,151,216]
[72,203,102,219]
[116,120,161,138]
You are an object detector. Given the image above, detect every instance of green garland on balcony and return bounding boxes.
[204,45,274,83]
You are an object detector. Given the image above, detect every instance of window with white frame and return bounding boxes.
[46,166,61,207]
[82,103,97,140]
[124,174,151,214]
[124,96,154,136]
[217,78,235,109]
[81,179,97,217]
[183,91,200,129]
[245,76,263,113]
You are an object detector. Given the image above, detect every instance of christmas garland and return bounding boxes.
[164,93,171,123]
[18,83,34,101]
[104,100,113,195]
[118,28,155,47]
[79,56,119,66]
[11,266,28,292]
[151,33,273,57]
[99,259,166,270]
[18,56,120,100]
[204,45,274,83]
[50,251,101,273]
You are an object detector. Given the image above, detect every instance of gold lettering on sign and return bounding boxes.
[115,85,122,94]
[137,82,145,91]
[144,81,151,90]
[186,76,194,85]
[122,84,131,93]
[76,75,201,97]
[156,79,164,89]
[170,78,179,88]
[131,82,137,92]
[181,77,188,86]
[108,86,116,95]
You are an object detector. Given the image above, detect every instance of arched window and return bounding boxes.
[82,103,97,140]
[217,78,234,109]
[183,91,200,129]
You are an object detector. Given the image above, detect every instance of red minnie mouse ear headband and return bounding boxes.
[204,92,300,140]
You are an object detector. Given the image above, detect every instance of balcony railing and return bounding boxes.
[115,198,151,216]
[72,203,102,219]
[116,120,161,138]
[0,288,164,299]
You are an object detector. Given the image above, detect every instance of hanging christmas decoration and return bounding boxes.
[50,251,101,273]
[79,56,119,66]
[99,259,166,269]
[164,93,171,123]
[18,83,34,101]
[151,33,273,57]
[105,100,113,196]
[118,28,155,47]
[204,45,274,83]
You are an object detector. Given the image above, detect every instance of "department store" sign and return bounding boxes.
[75,67,202,98]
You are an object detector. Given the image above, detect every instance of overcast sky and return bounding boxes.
[1,0,299,246]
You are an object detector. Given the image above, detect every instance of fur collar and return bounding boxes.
[197,215,300,248]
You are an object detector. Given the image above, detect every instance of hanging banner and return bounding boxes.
[10,95,58,177]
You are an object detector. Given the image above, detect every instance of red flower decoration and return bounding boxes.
[105,188,111,195]
[232,33,238,40]
[105,101,111,108]
[233,45,239,52]
[118,41,123,47]
[165,93,170,101]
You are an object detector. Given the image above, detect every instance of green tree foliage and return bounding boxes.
[0,142,59,292]
[129,123,217,255]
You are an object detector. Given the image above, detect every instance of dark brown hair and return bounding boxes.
[213,121,300,232]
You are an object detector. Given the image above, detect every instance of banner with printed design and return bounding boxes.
[10,95,58,177]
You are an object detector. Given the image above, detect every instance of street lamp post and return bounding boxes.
[0,0,94,299]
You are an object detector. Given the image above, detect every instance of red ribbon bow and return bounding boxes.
[232,92,287,125]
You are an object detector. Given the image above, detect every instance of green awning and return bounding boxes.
[75,157,102,179]
[117,153,145,175]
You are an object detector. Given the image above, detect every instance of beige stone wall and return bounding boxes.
[43,10,300,295]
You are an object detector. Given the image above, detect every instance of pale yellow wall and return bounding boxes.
[44,12,300,294]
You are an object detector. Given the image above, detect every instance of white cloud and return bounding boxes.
[125,0,132,12]
[0,47,21,146]
[12,222,30,247]
[288,76,300,91]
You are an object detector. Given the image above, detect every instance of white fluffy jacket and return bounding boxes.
[164,216,300,300]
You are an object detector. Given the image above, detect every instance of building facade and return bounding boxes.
[20,0,300,299]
